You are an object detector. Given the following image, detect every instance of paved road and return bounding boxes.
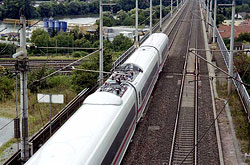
[0,117,14,147]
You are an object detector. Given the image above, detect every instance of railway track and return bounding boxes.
[0,59,81,71]
[122,0,220,164]
[169,2,199,164]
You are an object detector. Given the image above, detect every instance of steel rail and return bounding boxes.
[168,1,195,164]
[194,10,199,165]
[164,0,189,48]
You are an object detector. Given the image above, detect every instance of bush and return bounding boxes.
[0,76,14,101]
[72,51,89,58]
[72,51,81,58]
[71,55,99,93]
[47,75,71,90]
[28,65,55,93]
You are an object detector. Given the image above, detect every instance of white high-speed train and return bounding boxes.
[25,33,169,165]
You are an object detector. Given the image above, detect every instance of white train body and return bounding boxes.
[25,33,169,165]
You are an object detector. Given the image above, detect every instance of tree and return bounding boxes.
[116,0,135,12]
[71,55,99,93]
[28,65,55,93]
[103,16,116,27]
[122,16,134,26]
[88,0,99,14]
[112,34,133,51]
[0,5,5,20]
[0,75,14,101]
[3,0,38,19]
[117,10,129,25]
[66,1,81,15]
[79,2,90,15]
[74,37,92,48]
[234,52,250,93]
[31,29,50,47]
[70,47,113,93]
[70,27,84,40]
[37,2,53,17]
[236,32,250,43]
[53,2,66,16]
[217,14,226,25]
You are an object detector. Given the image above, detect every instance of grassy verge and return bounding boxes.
[0,138,18,164]
[216,82,250,154]
[28,88,76,136]
[0,87,77,135]
[0,139,18,156]
[0,100,18,119]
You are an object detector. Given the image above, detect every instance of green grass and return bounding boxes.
[0,87,77,136]
[28,88,76,136]
[216,83,250,154]
[0,100,18,119]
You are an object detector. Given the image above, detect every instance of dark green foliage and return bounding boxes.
[71,55,99,93]
[235,32,250,43]
[3,0,38,19]
[28,65,55,93]
[30,29,75,54]
[0,43,16,57]
[114,0,170,12]
[37,2,54,18]
[67,1,82,15]
[31,29,49,47]
[112,34,133,51]
[223,38,230,49]
[72,51,88,57]
[74,37,92,48]
[71,48,113,93]
[217,14,226,25]
[70,27,84,41]
[234,52,250,93]
[217,1,250,20]
[36,0,98,18]
[103,14,117,27]
[100,5,169,27]
[0,5,5,20]
[47,75,71,91]
[0,73,14,101]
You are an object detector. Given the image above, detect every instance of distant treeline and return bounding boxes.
[0,0,249,23]
[0,0,177,20]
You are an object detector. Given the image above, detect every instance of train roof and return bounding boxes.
[25,102,123,164]
[124,46,158,71]
[141,33,168,49]
[84,92,123,105]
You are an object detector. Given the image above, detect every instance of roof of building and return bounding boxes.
[218,19,250,39]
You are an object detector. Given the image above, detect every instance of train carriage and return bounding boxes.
[25,33,169,165]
